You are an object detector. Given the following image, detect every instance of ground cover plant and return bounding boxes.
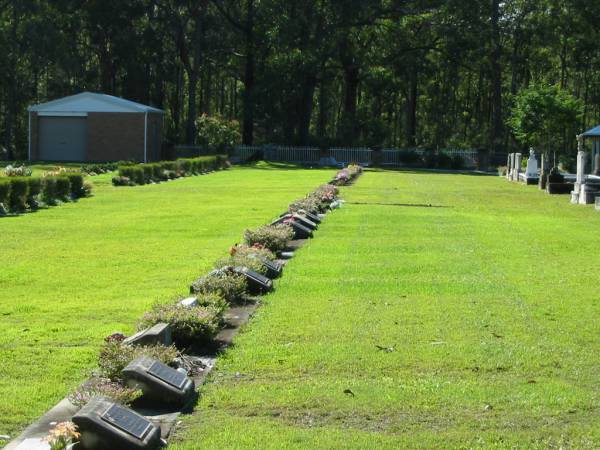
[170,170,600,449]
[0,162,330,445]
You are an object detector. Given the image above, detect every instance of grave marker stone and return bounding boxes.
[122,356,195,406]
[72,397,161,450]
[232,266,273,294]
[123,323,172,347]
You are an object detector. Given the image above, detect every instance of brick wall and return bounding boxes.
[87,112,145,162]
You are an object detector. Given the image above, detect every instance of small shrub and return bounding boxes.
[244,224,294,252]
[8,177,29,212]
[118,166,145,185]
[112,176,133,186]
[66,173,84,198]
[289,196,322,214]
[55,177,71,200]
[26,177,42,209]
[69,377,142,407]
[176,159,192,175]
[98,340,178,381]
[82,181,93,197]
[138,299,226,344]
[0,179,11,213]
[215,253,266,275]
[41,177,57,205]
[229,243,276,261]
[141,164,154,183]
[190,269,247,303]
[150,163,166,181]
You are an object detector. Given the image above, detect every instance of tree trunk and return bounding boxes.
[340,65,359,145]
[298,73,317,145]
[406,67,418,147]
[490,0,503,152]
[242,0,255,145]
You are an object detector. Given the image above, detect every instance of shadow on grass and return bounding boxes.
[366,167,497,176]
[237,161,330,171]
[348,201,452,208]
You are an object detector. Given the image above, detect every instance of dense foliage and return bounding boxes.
[2,1,600,160]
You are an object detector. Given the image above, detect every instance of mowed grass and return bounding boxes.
[170,170,600,449]
[0,163,331,444]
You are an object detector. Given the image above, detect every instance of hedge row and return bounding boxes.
[112,155,229,186]
[0,173,91,215]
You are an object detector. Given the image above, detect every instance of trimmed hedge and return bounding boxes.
[8,178,29,212]
[0,173,92,215]
[0,179,10,212]
[114,155,229,186]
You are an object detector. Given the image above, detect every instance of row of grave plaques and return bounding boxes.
[72,346,196,449]
[65,203,331,448]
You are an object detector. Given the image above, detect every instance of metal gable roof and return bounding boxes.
[29,92,163,113]
[582,125,600,137]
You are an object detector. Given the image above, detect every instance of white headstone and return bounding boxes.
[576,150,585,185]
[179,297,199,308]
[525,148,538,177]
[514,153,522,181]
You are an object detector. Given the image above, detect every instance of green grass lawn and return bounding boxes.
[0,163,331,445]
[170,169,600,449]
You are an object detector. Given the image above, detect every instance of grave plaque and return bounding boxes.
[72,397,161,450]
[148,360,187,390]
[123,323,172,347]
[232,266,273,294]
[298,210,321,224]
[122,356,195,406]
[292,213,318,230]
[259,257,282,279]
[102,404,153,440]
[272,213,317,231]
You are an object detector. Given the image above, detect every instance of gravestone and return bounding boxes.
[513,153,522,182]
[122,356,195,406]
[232,266,273,294]
[123,323,172,347]
[506,153,512,180]
[524,148,539,184]
[273,214,317,230]
[572,149,586,204]
[298,210,322,224]
[72,397,161,450]
[257,257,282,279]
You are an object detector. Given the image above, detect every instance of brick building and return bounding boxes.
[28,92,164,162]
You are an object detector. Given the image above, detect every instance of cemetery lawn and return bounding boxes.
[0,163,330,446]
[171,169,600,449]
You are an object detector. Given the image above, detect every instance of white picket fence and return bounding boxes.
[263,146,321,163]
[329,148,372,165]
[231,145,478,168]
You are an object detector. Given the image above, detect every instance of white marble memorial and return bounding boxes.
[525,149,538,178]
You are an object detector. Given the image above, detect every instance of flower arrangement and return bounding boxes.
[46,421,80,450]
[3,165,32,177]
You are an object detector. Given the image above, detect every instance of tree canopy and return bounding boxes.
[1,0,600,159]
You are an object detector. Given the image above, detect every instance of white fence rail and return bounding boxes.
[231,145,480,168]
[263,146,321,163]
[329,148,372,165]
